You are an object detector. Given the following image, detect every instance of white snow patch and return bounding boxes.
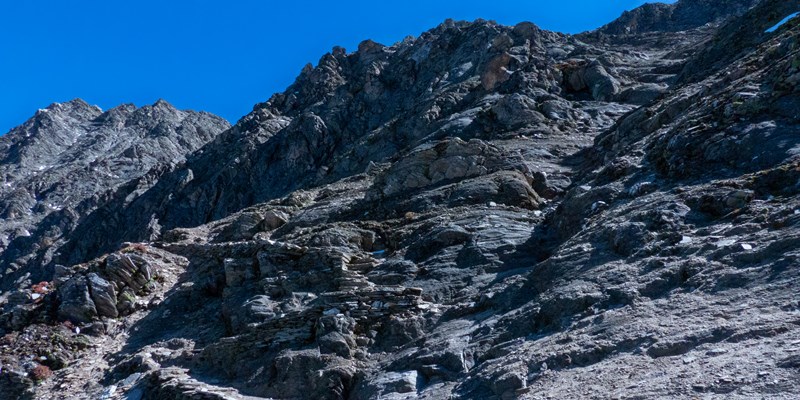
[453,62,474,78]
[766,12,799,33]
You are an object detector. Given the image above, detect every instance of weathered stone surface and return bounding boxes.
[87,273,118,318]
[105,253,152,292]
[0,100,229,291]
[370,138,535,201]
[316,314,356,358]
[57,276,96,323]
[3,1,800,399]
[262,209,289,230]
[563,59,621,101]
[223,257,256,287]
[599,0,761,34]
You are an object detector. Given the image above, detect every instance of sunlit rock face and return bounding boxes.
[0,99,229,288]
[2,0,800,399]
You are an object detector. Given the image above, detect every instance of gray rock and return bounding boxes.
[87,273,118,318]
[262,209,290,230]
[6,1,800,399]
[366,370,419,396]
[105,253,152,292]
[599,0,761,34]
[562,59,620,101]
[584,61,621,101]
[223,258,256,287]
[316,314,356,358]
[0,99,229,291]
[57,276,97,323]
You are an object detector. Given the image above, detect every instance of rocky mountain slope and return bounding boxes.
[0,100,229,292]
[2,0,800,398]
[599,0,761,34]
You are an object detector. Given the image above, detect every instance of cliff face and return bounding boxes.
[2,0,800,399]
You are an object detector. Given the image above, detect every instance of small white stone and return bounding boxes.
[707,348,728,356]
[31,293,41,300]
[591,201,608,212]
[715,239,736,248]
[741,243,753,250]
[680,236,693,244]
[488,201,497,207]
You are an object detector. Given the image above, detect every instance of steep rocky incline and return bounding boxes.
[0,100,230,291]
[2,0,800,399]
[599,0,762,35]
[43,13,697,271]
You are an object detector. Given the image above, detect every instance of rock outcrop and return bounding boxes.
[2,0,800,399]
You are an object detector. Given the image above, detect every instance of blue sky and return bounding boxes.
[0,1,673,133]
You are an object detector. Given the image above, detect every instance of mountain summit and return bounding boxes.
[1,0,799,398]
[0,100,229,291]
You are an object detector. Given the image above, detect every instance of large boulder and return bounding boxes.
[57,276,97,323]
[105,253,153,292]
[87,273,118,318]
[316,314,357,358]
[562,60,621,101]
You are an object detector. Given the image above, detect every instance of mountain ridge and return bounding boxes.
[0,99,229,294]
[2,0,800,398]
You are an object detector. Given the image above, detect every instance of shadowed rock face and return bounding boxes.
[2,0,800,399]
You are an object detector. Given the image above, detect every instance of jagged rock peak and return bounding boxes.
[0,98,230,286]
[599,0,763,34]
[24,99,103,134]
[151,98,175,109]
[37,98,102,117]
